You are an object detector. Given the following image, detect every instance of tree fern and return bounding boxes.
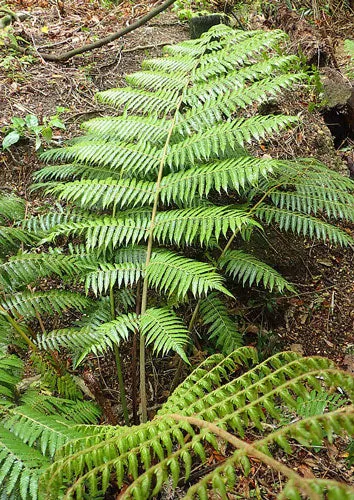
[15,23,353,420]
[38,348,354,499]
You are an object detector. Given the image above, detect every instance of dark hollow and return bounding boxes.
[190,15,225,39]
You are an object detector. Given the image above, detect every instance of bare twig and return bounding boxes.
[39,0,177,62]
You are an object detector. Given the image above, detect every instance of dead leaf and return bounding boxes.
[298,464,316,478]
[317,258,333,267]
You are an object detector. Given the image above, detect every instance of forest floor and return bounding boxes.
[1,0,354,495]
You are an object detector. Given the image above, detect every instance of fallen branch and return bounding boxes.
[40,0,177,63]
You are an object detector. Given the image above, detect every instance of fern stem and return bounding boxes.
[170,414,322,500]
[109,287,129,425]
[0,306,37,351]
[132,280,141,425]
[139,93,185,423]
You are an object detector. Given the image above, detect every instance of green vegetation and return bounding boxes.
[1,109,67,151]
[1,346,354,498]
[0,24,354,499]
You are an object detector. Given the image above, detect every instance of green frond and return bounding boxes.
[146,250,231,299]
[84,262,144,295]
[0,193,25,222]
[159,155,277,205]
[82,114,169,144]
[0,354,23,401]
[168,115,298,169]
[20,391,100,423]
[40,140,161,177]
[46,177,156,211]
[23,208,86,234]
[190,54,299,102]
[76,295,111,327]
[2,406,76,457]
[96,86,180,115]
[125,70,187,93]
[43,206,258,249]
[31,353,84,400]
[0,426,49,500]
[219,249,294,292]
[36,313,138,366]
[255,204,354,246]
[159,346,259,415]
[270,188,354,221]
[1,290,92,319]
[40,155,280,211]
[32,162,123,182]
[0,251,95,291]
[177,77,302,135]
[199,293,243,354]
[41,348,354,500]
[294,389,348,418]
[0,227,35,251]
[140,307,190,363]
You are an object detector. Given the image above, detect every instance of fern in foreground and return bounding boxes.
[39,347,354,499]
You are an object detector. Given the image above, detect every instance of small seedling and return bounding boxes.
[1,107,68,151]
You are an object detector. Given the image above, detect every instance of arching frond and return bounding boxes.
[2,406,76,457]
[0,252,95,291]
[41,140,161,177]
[82,114,169,145]
[96,87,180,115]
[255,204,354,246]
[270,188,354,221]
[20,391,100,424]
[168,115,298,169]
[140,307,190,362]
[176,76,302,135]
[0,227,35,251]
[43,206,258,249]
[36,313,138,366]
[41,349,354,500]
[23,208,87,234]
[199,293,243,354]
[147,250,231,299]
[219,249,294,292]
[0,193,25,222]
[190,55,299,102]
[84,262,144,295]
[0,426,49,500]
[1,290,92,318]
[0,354,23,401]
[160,156,277,205]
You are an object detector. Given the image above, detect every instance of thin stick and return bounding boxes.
[0,306,37,350]
[131,280,141,425]
[40,0,178,62]
[110,287,129,425]
[139,92,185,423]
